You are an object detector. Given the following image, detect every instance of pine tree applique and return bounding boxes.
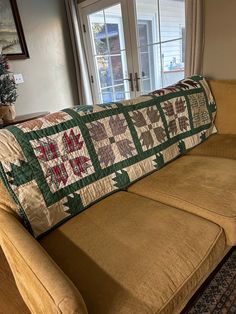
[200,132,207,142]
[7,160,33,186]
[64,193,84,216]
[209,101,217,114]
[113,170,130,189]
[178,140,186,154]
[153,153,164,170]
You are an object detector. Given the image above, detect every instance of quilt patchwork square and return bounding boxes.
[129,106,167,151]
[188,92,211,128]
[161,96,190,138]
[87,113,137,168]
[30,127,94,193]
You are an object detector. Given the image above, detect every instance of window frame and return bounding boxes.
[79,0,185,104]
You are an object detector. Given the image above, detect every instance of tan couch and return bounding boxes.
[0,80,236,313]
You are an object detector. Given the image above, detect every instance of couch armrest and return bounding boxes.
[0,210,88,314]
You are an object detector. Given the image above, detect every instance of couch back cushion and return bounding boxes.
[0,75,216,238]
[209,80,236,134]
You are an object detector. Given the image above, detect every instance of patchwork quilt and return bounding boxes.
[0,76,217,237]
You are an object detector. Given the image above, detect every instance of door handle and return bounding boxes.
[134,72,140,92]
[124,73,134,92]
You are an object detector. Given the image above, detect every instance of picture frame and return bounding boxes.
[0,0,29,59]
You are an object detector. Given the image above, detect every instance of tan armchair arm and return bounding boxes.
[0,210,88,314]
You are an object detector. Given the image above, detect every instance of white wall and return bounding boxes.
[10,0,78,115]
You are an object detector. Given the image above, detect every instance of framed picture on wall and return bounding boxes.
[0,0,29,59]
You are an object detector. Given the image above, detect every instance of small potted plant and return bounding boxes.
[0,52,17,123]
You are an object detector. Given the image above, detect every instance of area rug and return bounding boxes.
[185,248,236,313]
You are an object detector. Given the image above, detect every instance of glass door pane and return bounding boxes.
[134,0,185,93]
[135,0,162,94]
[159,0,185,86]
[138,19,162,93]
[82,1,134,104]
[162,40,185,87]
[159,0,185,42]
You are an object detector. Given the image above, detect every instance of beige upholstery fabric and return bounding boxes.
[0,180,19,217]
[187,134,236,159]
[40,191,226,314]
[128,156,236,246]
[0,210,87,314]
[209,80,236,134]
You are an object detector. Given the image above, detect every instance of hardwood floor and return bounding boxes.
[0,247,30,314]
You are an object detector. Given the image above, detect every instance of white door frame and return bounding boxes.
[79,0,137,103]
[79,0,185,103]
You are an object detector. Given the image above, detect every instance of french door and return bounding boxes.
[79,0,185,104]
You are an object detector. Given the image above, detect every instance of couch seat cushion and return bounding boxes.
[187,134,236,159]
[40,191,226,314]
[128,156,236,246]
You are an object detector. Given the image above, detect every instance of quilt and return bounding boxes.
[0,75,217,237]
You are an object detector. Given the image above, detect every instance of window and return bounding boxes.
[138,20,155,93]
[88,5,129,103]
[136,0,185,92]
[80,0,185,104]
